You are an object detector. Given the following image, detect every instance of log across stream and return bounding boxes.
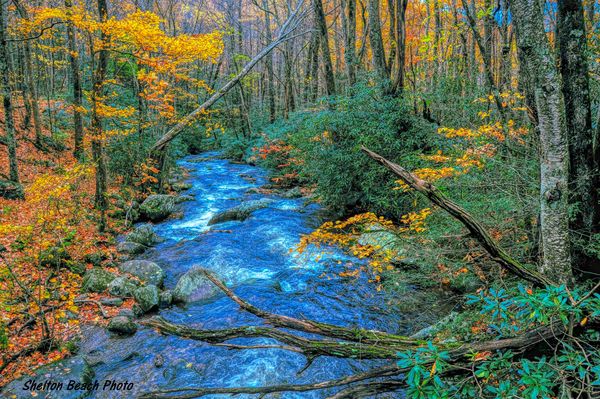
[2,152,452,398]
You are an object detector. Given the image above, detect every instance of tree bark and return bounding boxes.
[314,0,336,96]
[65,0,85,161]
[511,0,572,284]
[91,0,109,231]
[367,0,389,89]
[0,0,20,184]
[557,0,600,274]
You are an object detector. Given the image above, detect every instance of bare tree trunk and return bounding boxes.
[557,0,600,274]
[65,0,84,161]
[13,0,43,146]
[512,0,572,284]
[0,0,19,184]
[367,0,389,89]
[91,0,109,231]
[391,0,408,94]
[314,0,336,96]
[341,0,356,85]
[262,0,276,122]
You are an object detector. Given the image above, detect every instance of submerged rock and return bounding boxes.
[208,199,273,225]
[82,268,116,293]
[173,266,219,303]
[140,194,177,222]
[107,316,137,335]
[119,260,165,287]
[133,285,160,313]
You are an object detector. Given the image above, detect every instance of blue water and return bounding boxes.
[3,153,415,398]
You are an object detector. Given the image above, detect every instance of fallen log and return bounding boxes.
[360,146,555,288]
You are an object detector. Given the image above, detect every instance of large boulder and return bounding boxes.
[125,224,161,247]
[119,260,165,287]
[82,268,116,293]
[173,267,219,303]
[208,199,273,225]
[133,285,159,313]
[107,316,137,335]
[140,194,176,222]
[108,276,139,298]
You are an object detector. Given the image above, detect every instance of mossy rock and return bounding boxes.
[119,260,165,287]
[108,276,139,298]
[82,268,116,293]
[133,285,159,313]
[39,246,71,268]
[139,195,177,222]
[107,316,137,335]
[0,180,24,200]
[125,224,161,247]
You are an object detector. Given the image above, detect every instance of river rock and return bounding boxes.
[108,276,139,297]
[173,267,219,303]
[140,194,177,222]
[175,194,195,204]
[357,223,401,249]
[119,260,165,287]
[281,187,303,198]
[107,316,137,335]
[82,268,116,293]
[125,224,162,247]
[117,241,147,255]
[159,290,173,308]
[100,298,124,307]
[133,285,160,313]
[208,199,273,225]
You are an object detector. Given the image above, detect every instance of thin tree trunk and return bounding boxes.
[0,0,19,184]
[91,0,109,231]
[262,0,276,122]
[65,0,84,161]
[314,0,336,96]
[511,0,572,284]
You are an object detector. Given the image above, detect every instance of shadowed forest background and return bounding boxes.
[0,0,600,397]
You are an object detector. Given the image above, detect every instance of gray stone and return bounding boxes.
[119,260,165,287]
[140,194,177,222]
[125,224,161,247]
[133,285,159,313]
[281,187,303,198]
[173,266,219,303]
[116,241,146,255]
[81,268,116,293]
[100,298,124,307]
[118,308,135,318]
[159,290,173,308]
[208,199,273,225]
[174,195,194,204]
[107,316,137,335]
[108,276,139,297]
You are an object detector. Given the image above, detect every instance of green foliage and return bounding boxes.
[256,84,438,218]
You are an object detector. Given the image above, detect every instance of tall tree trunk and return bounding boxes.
[511,0,572,284]
[367,0,389,89]
[65,0,84,161]
[0,0,19,184]
[341,0,356,85]
[91,0,109,231]
[391,0,408,94]
[13,0,43,146]
[314,0,336,96]
[262,0,276,122]
[557,0,600,273]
